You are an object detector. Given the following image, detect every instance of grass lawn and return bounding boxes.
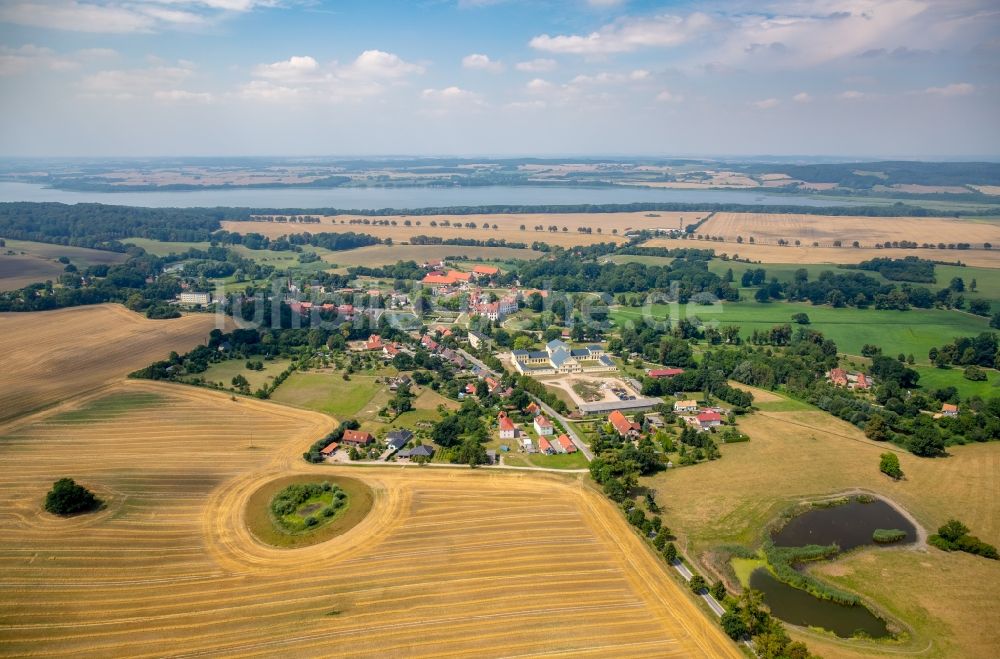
[613,301,991,364]
[187,358,293,391]
[604,254,675,267]
[270,371,381,419]
[244,474,374,549]
[913,364,1000,399]
[123,237,212,256]
[509,450,589,469]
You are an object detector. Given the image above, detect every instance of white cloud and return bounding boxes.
[570,69,650,85]
[154,89,212,103]
[515,58,556,72]
[346,49,424,79]
[505,100,547,110]
[243,50,424,102]
[0,0,279,34]
[752,98,780,109]
[839,90,864,99]
[76,63,195,99]
[422,86,483,104]
[793,91,812,103]
[530,12,713,54]
[655,89,683,103]
[526,78,553,92]
[461,53,504,72]
[254,55,318,81]
[923,82,975,96]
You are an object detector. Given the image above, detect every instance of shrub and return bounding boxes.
[879,452,903,479]
[689,575,707,594]
[44,478,101,516]
[872,528,906,544]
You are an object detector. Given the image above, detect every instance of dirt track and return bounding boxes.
[0,381,740,658]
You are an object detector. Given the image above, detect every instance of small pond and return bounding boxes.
[772,497,916,551]
[750,569,890,638]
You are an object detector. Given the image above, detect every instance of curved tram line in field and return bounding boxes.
[0,381,741,658]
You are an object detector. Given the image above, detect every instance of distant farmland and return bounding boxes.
[642,238,1000,268]
[221,210,709,248]
[696,212,1000,249]
[323,243,543,268]
[0,382,740,658]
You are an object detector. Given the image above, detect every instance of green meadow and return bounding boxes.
[612,300,991,363]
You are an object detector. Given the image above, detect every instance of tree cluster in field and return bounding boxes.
[270,481,347,530]
[854,256,936,283]
[749,266,973,312]
[720,589,819,658]
[928,332,1000,370]
[44,478,102,516]
[516,251,739,300]
[213,230,381,253]
[928,519,998,560]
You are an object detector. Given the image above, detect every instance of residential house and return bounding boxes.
[400,444,435,460]
[341,430,374,448]
[828,368,849,387]
[673,400,699,414]
[179,291,212,306]
[533,415,554,436]
[555,434,577,453]
[498,412,518,440]
[941,403,959,417]
[608,410,640,438]
[386,429,414,452]
[365,334,383,351]
[525,401,541,416]
[520,436,536,453]
[538,437,554,454]
[696,410,722,430]
[468,330,490,349]
[421,334,440,352]
[421,270,472,287]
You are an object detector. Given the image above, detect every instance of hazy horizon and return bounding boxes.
[1,0,998,158]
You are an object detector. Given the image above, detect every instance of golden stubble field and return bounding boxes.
[642,237,1000,268]
[221,211,709,248]
[0,304,220,423]
[0,381,740,658]
[697,212,1000,249]
[646,398,1000,658]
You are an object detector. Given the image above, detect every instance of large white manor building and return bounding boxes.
[512,339,618,375]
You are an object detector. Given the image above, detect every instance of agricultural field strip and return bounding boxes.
[0,383,738,658]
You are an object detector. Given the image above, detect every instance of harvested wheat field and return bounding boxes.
[0,304,219,422]
[0,381,739,658]
[697,212,1000,249]
[222,211,709,248]
[645,406,1000,658]
[641,238,1000,268]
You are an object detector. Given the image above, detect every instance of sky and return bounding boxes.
[0,0,998,158]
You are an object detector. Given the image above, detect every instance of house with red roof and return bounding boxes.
[472,265,500,278]
[498,412,518,440]
[365,334,383,351]
[608,410,640,437]
[533,415,554,436]
[538,436,554,454]
[555,434,577,453]
[320,442,340,456]
[341,430,374,447]
[525,401,541,416]
[696,410,722,430]
[941,403,959,417]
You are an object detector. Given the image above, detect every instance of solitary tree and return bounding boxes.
[44,478,101,516]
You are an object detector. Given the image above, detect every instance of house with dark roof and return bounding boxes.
[400,444,435,459]
[386,429,414,452]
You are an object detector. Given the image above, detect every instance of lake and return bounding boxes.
[772,498,916,551]
[0,182,865,209]
[749,569,889,638]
